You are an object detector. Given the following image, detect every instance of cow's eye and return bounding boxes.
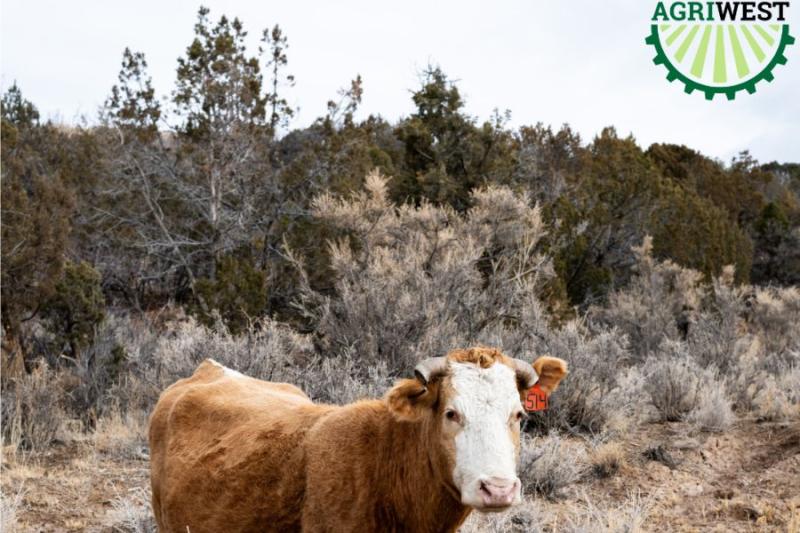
[445,409,461,423]
[514,411,525,423]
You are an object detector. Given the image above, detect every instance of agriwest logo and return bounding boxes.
[646,2,795,99]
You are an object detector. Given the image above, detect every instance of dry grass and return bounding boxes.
[519,434,587,499]
[105,487,156,532]
[93,410,149,460]
[589,442,626,479]
[459,498,549,532]
[563,490,651,533]
[460,490,652,533]
[0,484,26,533]
[2,360,66,453]
[1,426,151,532]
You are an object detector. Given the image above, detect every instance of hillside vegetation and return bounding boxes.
[1,6,799,532]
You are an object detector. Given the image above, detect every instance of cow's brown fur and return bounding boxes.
[149,348,567,532]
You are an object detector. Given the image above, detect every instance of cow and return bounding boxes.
[148,347,568,532]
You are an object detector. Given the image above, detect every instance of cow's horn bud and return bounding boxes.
[414,356,448,384]
[511,358,539,389]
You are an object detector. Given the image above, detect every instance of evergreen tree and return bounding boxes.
[1,85,75,344]
[105,48,161,140]
[261,24,295,132]
[393,67,513,210]
[174,7,267,136]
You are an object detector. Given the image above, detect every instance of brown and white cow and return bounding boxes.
[148,347,567,532]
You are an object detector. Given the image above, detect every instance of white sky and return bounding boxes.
[1,0,798,162]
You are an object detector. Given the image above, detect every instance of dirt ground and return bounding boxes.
[574,420,800,532]
[2,420,799,532]
[2,437,150,532]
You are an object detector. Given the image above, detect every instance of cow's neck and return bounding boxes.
[375,408,471,533]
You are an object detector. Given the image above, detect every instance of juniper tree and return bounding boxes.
[1,85,74,345]
[393,66,514,211]
[260,24,295,132]
[105,48,161,141]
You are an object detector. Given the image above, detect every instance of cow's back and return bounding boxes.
[149,360,333,533]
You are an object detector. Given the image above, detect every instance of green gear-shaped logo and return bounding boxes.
[646,20,795,100]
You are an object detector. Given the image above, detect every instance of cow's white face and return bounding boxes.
[386,350,567,514]
[443,361,524,511]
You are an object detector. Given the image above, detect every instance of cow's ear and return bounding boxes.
[531,356,568,395]
[386,379,435,421]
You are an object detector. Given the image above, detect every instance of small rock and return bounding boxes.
[643,443,679,469]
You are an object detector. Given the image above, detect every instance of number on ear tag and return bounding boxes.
[524,383,548,412]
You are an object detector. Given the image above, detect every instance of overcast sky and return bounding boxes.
[2,0,798,162]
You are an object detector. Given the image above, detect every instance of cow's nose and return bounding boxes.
[478,477,520,508]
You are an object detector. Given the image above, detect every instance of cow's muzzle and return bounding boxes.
[477,476,520,510]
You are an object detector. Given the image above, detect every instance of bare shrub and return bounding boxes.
[591,236,705,360]
[729,335,767,411]
[105,315,314,414]
[2,360,65,452]
[5,313,163,425]
[297,351,392,404]
[592,242,798,425]
[519,433,586,499]
[694,280,800,407]
[293,170,552,376]
[147,316,312,386]
[750,366,800,421]
[527,323,640,434]
[84,312,395,410]
[642,341,702,422]
[62,313,155,424]
[748,286,800,358]
[688,265,745,372]
[730,335,800,420]
[688,382,735,432]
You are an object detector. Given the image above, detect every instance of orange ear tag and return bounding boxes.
[524,383,548,412]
